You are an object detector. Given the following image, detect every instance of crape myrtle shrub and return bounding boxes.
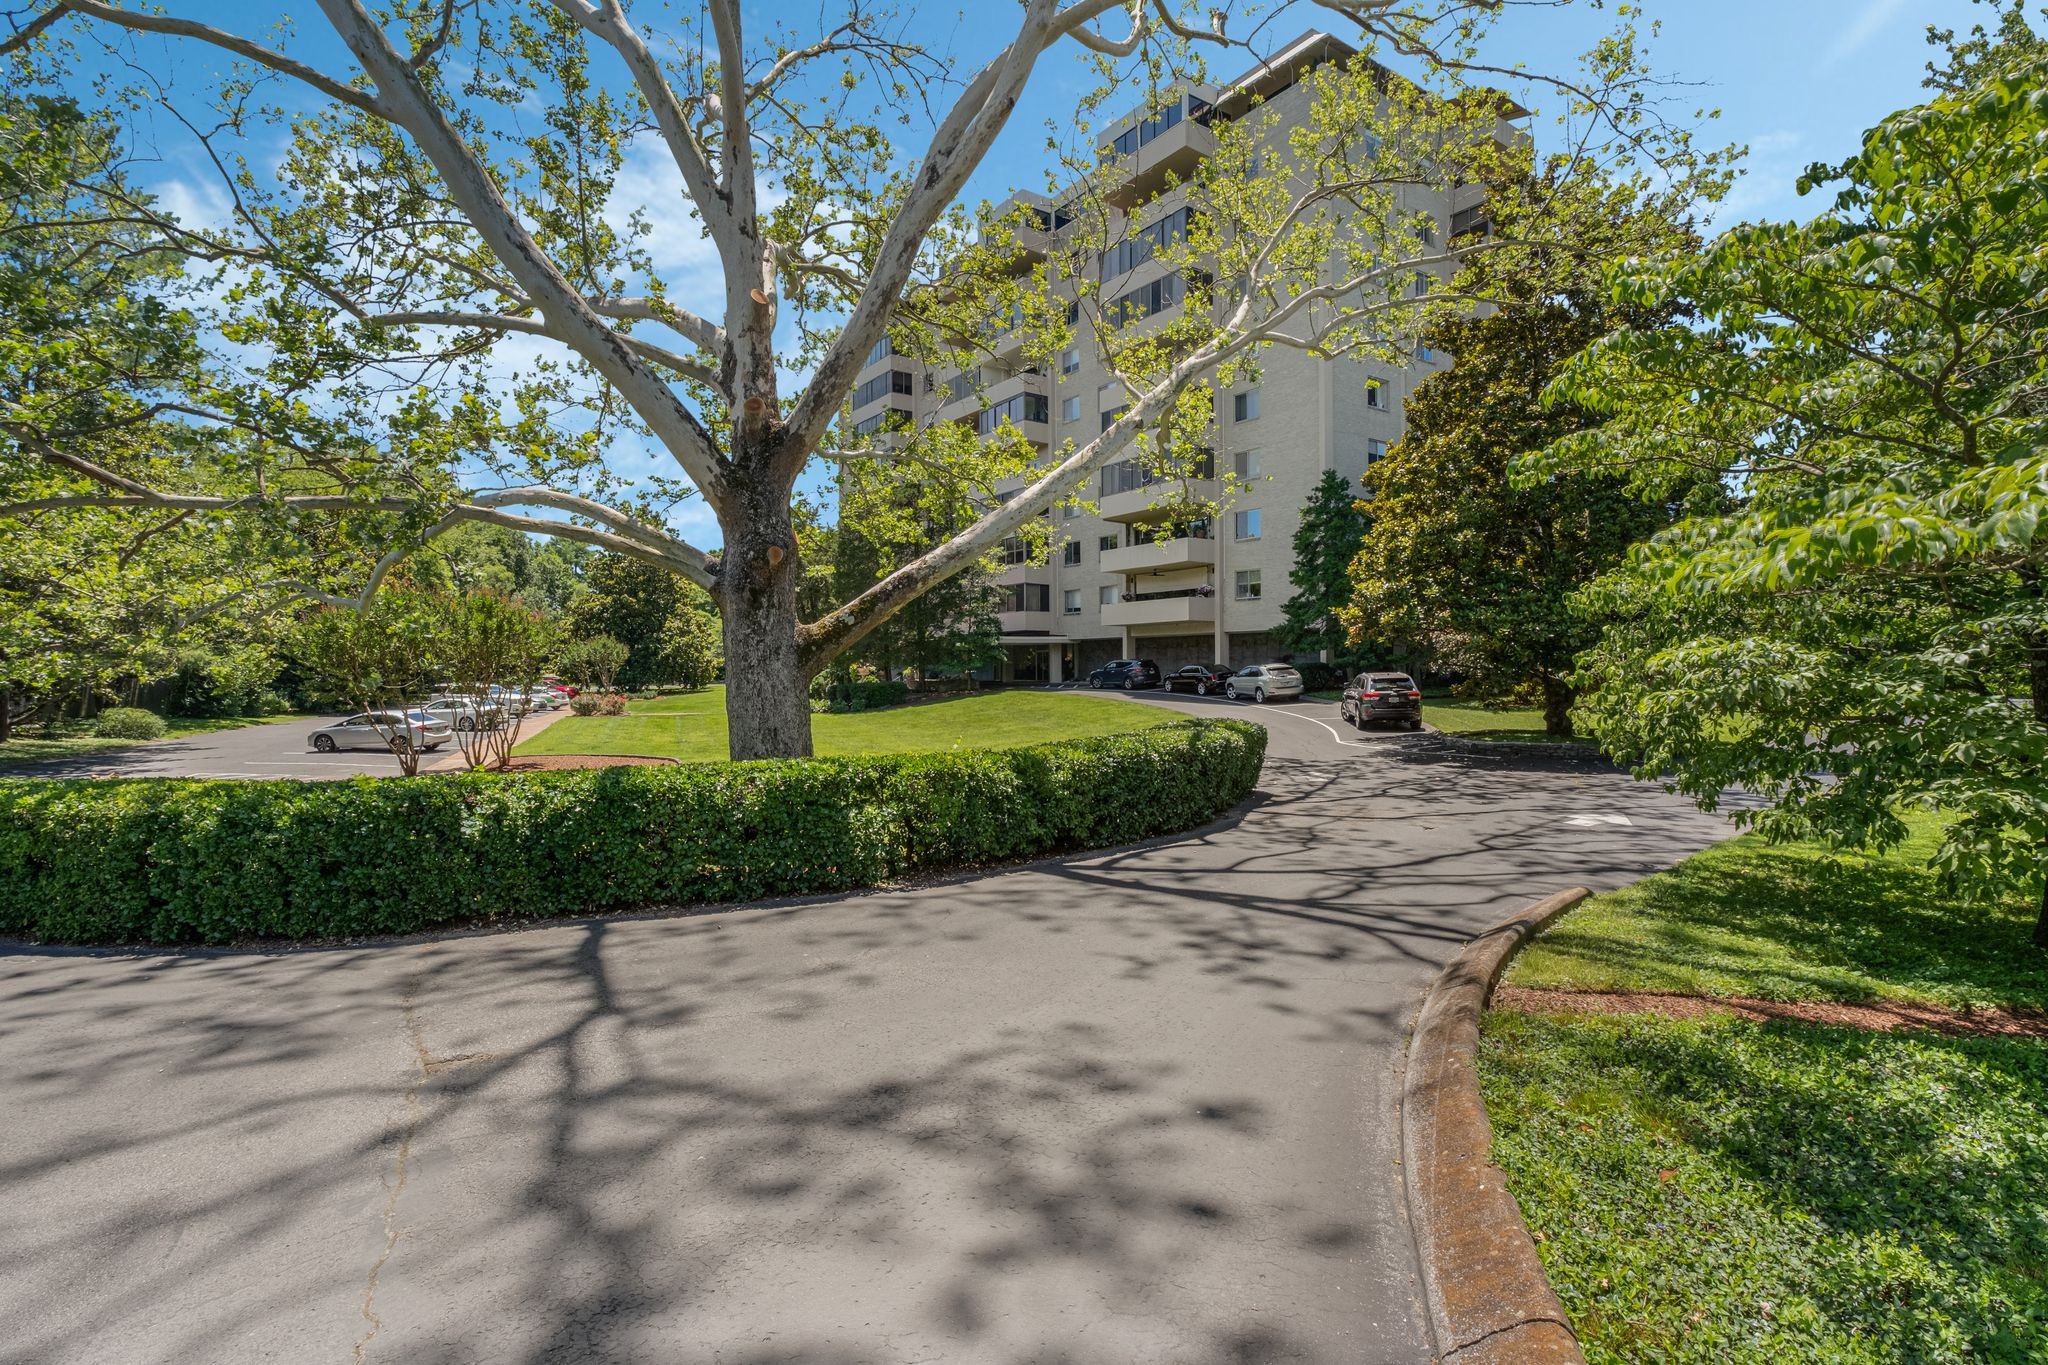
[0,719,1265,945]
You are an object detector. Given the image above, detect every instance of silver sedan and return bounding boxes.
[307,711,452,754]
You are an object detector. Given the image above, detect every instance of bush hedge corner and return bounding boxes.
[0,717,1266,946]
[94,708,168,741]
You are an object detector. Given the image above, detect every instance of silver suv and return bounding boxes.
[1224,664,1305,703]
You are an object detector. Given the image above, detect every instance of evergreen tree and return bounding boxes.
[1278,470,1370,666]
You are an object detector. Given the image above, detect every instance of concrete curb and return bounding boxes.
[1402,888,1590,1364]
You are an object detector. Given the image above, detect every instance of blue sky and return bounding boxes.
[60,0,1983,549]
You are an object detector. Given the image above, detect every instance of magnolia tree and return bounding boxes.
[0,0,1724,758]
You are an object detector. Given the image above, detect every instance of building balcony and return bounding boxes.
[1100,119,1217,209]
[1101,590,1216,628]
[994,562,1052,586]
[997,609,1055,635]
[1101,535,1218,576]
[1099,478,1219,523]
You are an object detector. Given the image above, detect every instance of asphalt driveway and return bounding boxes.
[0,691,1732,1364]
[6,709,571,780]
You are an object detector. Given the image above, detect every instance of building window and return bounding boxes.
[1367,438,1389,465]
[1099,585,1119,606]
[1061,345,1081,375]
[1233,390,1259,422]
[852,405,912,436]
[852,369,915,408]
[1233,449,1261,480]
[1061,395,1081,422]
[1233,508,1261,541]
[1366,379,1386,410]
[1234,569,1261,601]
[1001,582,1050,613]
[1100,405,1128,432]
[1419,217,1437,246]
[1099,206,1195,280]
[1103,270,1204,327]
[977,391,1049,435]
[1061,501,1081,519]
[865,336,894,365]
[1413,271,1432,297]
[1419,345,1436,363]
[1108,94,1186,158]
[1098,534,1119,552]
[1062,540,1082,565]
[1062,589,1081,615]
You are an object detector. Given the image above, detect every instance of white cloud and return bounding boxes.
[1819,0,1912,75]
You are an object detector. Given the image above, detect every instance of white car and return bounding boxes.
[308,711,452,753]
[1224,664,1306,704]
[421,696,501,730]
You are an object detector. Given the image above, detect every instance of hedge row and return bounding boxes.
[823,680,911,713]
[0,718,1265,946]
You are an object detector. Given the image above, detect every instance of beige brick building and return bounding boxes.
[845,31,1505,682]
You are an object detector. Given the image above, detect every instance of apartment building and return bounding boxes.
[845,31,1512,683]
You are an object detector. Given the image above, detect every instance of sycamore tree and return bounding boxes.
[1523,49,2048,943]
[1277,469,1367,667]
[0,0,1726,758]
[1342,206,1713,734]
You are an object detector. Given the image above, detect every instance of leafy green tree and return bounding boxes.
[1524,51,2048,943]
[422,523,594,615]
[556,635,629,693]
[1279,470,1369,668]
[442,591,558,770]
[1343,229,1708,734]
[561,553,721,688]
[1,1,1727,758]
[291,588,446,775]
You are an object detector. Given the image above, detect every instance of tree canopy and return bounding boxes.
[1523,49,2048,940]
[1342,207,1712,733]
[1278,469,1368,668]
[0,0,1729,758]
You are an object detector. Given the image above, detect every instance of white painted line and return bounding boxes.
[1562,813,1634,827]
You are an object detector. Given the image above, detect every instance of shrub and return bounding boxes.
[94,708,167,741]
[1292,661,1345,691]
[569,694,603,716]
[825,680,910,713]
[0,719,1266,946]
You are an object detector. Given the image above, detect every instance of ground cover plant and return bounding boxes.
[1479,818,2048,1364]
[518,687,1173,763]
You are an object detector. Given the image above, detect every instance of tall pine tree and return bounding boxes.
[1278,469,1371,667]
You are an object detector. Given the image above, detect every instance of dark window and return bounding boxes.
[852,405,912,436]
[977,392,1050,435]
[852,369,915,409]
[1103,271,1208,327]
[1100,405,1128,432]
[1108,96,1186,157]
[1000,582,1051,613]
[1100,207,1195,280]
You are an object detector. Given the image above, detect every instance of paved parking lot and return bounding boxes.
[9,710,570,780]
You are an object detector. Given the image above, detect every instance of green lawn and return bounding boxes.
[1480,816,2048,1364]
[0,713,310,770]
[1423,696,1581,743]
[517,686,1173,762]
[1507,813,2046,1013]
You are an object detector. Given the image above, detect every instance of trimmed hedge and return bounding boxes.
[94,708,168,741]
[0,718,1265,946]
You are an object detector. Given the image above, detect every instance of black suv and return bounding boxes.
[1088,658,1162,691]
[1341,672,1424,730]
[1164,663,1234,696]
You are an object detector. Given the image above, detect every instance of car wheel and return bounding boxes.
[390,735,413,754]
[312,734,337,753]
[1409,719,1424,731]
[457,716,475,731]
[1122,678,1136,691]
[1254,687,1266,704]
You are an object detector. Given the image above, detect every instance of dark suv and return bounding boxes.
[1164,663,1233,696]
[1088,658,1162,691]
[1341,672,1424,730]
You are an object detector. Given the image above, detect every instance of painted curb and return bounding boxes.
[1403,887,1590,1364]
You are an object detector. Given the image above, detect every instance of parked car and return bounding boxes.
[308,710,452,754]
[421,696,500,731]
[1341,672,1424,730]
[1224,664,1305,703]
[1087,659,1162,690]
[1164,663,1234,696]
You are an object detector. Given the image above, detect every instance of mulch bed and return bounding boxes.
[1494,986,2048,1041]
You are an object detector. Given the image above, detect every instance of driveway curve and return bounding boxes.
[0,692,1730,1365]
